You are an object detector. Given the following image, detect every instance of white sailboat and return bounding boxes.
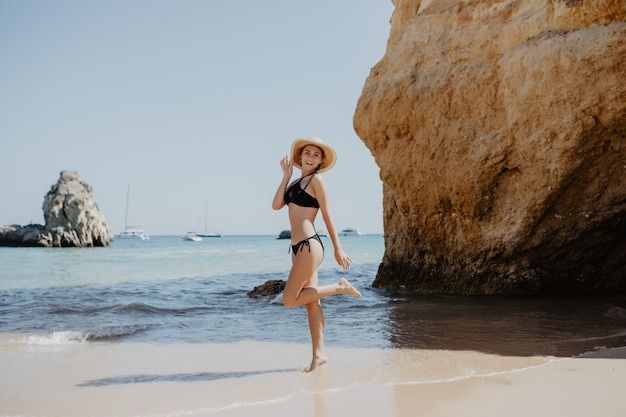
[117,185,149,240]
[196,203,223,237]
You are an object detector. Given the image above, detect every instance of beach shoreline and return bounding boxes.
[1,336,624,417]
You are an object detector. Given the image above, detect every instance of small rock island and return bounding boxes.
[0,171,113,247]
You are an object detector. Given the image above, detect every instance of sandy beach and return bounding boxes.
[1,334,624,417]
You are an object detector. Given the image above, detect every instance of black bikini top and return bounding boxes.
[284,173,319,208]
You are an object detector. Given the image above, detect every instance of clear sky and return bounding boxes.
[0,0,393,236]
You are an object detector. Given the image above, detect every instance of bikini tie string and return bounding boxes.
[289,239,311,254]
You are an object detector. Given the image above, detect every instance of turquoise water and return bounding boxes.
[1,234,625,357]
[0,234,384,289]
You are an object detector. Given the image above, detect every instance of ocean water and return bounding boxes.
[1,234,625,357]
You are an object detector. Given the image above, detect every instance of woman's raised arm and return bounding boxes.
[272,155,293,210]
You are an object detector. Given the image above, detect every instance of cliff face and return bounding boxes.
[0,171,113,247]
[353,0,626,294]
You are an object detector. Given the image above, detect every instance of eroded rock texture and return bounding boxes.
[354,0,626,294]
[0,171,113,247]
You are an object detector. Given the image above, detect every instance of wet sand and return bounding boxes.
[1,336,624,417]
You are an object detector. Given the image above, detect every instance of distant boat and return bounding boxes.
[196,203,223,238]
[118,227,149,240]
[317,229,328,238]
[182,232,202,242]
[117,185,149,240]
[197,232,223,238]
[277,230,291,239]
[339,227,365,236]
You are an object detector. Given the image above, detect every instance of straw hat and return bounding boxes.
[290,137,337,173]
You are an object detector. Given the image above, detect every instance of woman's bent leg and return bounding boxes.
[283,277,361,308]
[283,240,322,308]
[282,241,361,308]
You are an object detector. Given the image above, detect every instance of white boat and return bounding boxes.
[339,227,365,236]
[182,233,202,242]
[117,227,149,240]
[116,186,149,240]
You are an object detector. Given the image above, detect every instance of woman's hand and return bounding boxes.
[280,155,293,179]
[335,248,352,271]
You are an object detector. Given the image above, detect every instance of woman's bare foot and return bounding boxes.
[338,278,361,298]
[305,354,328,372]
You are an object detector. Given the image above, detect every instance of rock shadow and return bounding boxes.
[383,292,626,357]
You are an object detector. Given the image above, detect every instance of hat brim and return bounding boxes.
[290,137,337,173]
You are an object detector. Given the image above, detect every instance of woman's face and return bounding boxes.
[300,145,324,170]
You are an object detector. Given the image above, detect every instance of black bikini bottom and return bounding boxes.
[291,233,323,255]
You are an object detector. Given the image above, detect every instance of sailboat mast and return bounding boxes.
[124,185,130,229]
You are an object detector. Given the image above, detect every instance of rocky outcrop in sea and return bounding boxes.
[0,171,114,247]
[353,1,626,294]
[247,280,286,299]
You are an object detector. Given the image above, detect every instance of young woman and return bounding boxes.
[272,136,361,372]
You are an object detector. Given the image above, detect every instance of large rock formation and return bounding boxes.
[354,0,626,294]
[0,171,113,247]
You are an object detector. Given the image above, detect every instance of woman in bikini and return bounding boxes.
[272,136,361,372]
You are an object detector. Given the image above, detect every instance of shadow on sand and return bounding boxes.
[77,368,298,387]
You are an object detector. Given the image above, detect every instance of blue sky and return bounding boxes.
[0,1,393,236]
